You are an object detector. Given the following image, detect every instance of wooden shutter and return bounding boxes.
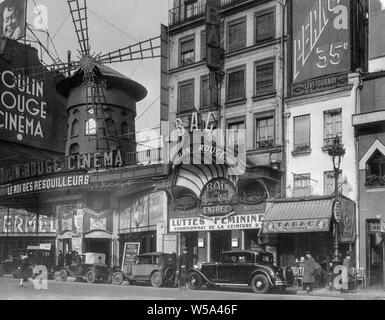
[256,12,274,43]
[294,115,310,149]
[228,19,246,52]
[256,62,274,95]
[179,81,194,112]
[201,76,209,109]
[227,69,245,101]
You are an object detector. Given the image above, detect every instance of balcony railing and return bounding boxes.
[256,140,275,150]
[169,0,250,27]
[124,148,163,166]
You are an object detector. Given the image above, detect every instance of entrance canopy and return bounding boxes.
[262,197,337,234]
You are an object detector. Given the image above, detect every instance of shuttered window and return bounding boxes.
[201,75,209,109]
[293,174,312,197]
[256,11,275,43]
[294,115,311,151]
[227,68,245,102]
[255,62,275,96]
[227,18,246,52]
[201,30,206,60]
[180,37,195,67]
[178,79,195,113]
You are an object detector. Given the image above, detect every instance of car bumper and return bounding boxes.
[275,280,288,287]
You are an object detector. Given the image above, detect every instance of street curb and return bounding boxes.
[295,289,385,300]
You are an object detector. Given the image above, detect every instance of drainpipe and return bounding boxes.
[353,73,362,269]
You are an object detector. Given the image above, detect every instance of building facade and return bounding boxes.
[165,0,286,262]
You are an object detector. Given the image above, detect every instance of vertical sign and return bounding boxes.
[369,0,385,71]
[121,242,140,274]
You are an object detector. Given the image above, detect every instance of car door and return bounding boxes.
[217,253,238,283]
[232,253,254,284]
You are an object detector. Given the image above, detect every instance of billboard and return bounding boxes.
[0,39,67,152]
[292,0,351,85]
[369,0,385,72]
[0,0,27,40]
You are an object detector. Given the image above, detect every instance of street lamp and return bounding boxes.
[328,136,345,266]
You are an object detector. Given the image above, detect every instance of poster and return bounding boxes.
[121,242,140,274]
[0,0,27,40]
[163,234,178,254]
[292,0,351,83]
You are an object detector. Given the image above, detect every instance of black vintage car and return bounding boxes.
[187,250,294,294]
[59,253,111,284]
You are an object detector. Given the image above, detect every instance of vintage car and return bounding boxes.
[10,246,56,280]
[59,252,111,284]
[111,252,177,288]
[187,249,294,294]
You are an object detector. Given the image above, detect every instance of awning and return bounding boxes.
[262,197,335,234]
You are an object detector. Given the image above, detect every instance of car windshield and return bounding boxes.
[257,253,273,264]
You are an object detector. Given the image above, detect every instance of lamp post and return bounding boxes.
[328,136,345,267]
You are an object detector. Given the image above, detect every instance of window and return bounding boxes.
[255,61,275,96]
[256,116,274,149]
[324,109,342,147]
[180,36,195,67]
[71,119,79,137]
[178,79,195,113]
[293,174,312,197]
[185,0,198,19]
[294,115,311,152]
[85,118,97,135]
[201,75,209,109]
[69,143,80,155]
[227,67,245,102]
[255,11,275,43]
[324,171,343,195]
[105,118,116,137]
[228,120,245,158]
[367,151,385,187]
[227,18,246,52]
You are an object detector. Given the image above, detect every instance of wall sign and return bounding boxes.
[163,234,178,254]
[291,0,351,94]
[200,179,237,218]
[292,73,349,96]
[170,214,264,233]
[263,218,330,234]
[333,199,342,223]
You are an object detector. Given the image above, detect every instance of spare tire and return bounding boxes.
[112,271,124,286]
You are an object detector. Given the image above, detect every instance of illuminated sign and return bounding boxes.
[0,150,123,185]
[292,0,351,87]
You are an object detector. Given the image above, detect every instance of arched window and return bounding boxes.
[71,119,79,137]
[121,121,130,139]
[85,118,97,135]
[105,118,116,136]
[367,151,385,187]
[69,143,80,155]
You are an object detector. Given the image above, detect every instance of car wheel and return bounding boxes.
[187,272,203,290]
[251,274,270,294]
[150,271,163,288]
[59,270,67,282]
[112,271,124,286]
[86,270,97,284]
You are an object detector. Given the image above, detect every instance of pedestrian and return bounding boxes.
[58,250,64,269]
[303,251,316,293]
[64,252,72,267]
[343,251,355,291]
[176,246,192,291]
[18,255,31,287]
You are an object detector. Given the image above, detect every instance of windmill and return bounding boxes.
[15,0,167,156]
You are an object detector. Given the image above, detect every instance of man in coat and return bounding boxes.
[343,251,355,291]
[303,251,316,293]
[57,250,64,269]
[176,247,192,291]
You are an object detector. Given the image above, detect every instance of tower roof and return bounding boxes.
[56,64,147,102]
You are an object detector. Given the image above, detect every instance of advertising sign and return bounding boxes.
[162,234,178,254]
[121,242,140,274]
[169,214,264,233]
[0,0,27,40]
[263,218,330,234]
[338,197,356,243]
[369,0,385,71]
[292,0,351,85]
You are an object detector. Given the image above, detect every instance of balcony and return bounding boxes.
[169,0,251,28]
[124,148,163,166]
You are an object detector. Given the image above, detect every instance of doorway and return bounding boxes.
[84,239,111,255]
[210,231,231,262]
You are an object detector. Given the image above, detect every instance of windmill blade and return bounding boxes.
[96,37,161,65]
[68,0,91,55]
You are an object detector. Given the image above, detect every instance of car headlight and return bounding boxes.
[194,263,202,270]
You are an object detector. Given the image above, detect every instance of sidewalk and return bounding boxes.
[294,287,385,300]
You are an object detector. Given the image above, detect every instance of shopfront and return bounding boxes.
[262,196,356,268]
[168,165,269,263]
[118,191,167,262]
